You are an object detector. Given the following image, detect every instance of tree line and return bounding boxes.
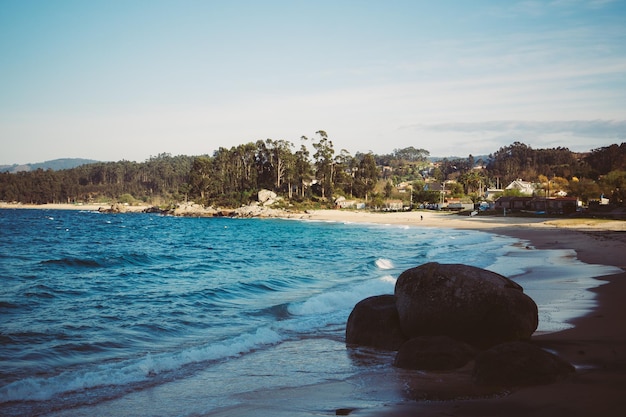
[0,134,624,207]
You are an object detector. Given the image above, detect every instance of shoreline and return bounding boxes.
[225,210,626,416]
[0,202,149,212]
[4,204,626,415]
[302,211,626,416]
[4,202,624,233]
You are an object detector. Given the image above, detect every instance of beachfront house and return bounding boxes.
[423,181,455,196]
[443,197,474,211]
[484,187,504,201]
[530,197,580,214]
[495,196,580,214]
[494,196,533,211]
[384,199,405,211]
[335,196,365,209]
[505,179,536,196]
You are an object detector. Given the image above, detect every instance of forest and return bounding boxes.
[0,131,625,209]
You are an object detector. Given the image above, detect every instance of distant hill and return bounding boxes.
[0,158,99,173]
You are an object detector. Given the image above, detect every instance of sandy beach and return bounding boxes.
[297,210,626,417]
[3,204,625,416]
[210,209,626,417]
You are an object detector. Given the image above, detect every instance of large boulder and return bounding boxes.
[395,262,538,348]
[258,189,278,206]
[345,295,407,351]
[473,341,575,386]
[394,335,476,370]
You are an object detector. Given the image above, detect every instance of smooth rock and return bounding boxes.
[346,295,407,351]
[394,335,476,370]
[395,262,538,348]
[473,341,575,386]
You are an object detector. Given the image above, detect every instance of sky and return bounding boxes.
[1,0,625,164]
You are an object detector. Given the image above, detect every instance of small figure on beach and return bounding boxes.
[420,215,423,221]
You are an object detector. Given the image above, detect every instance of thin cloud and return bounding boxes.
[403,120,626,139]
[487,0,618,18]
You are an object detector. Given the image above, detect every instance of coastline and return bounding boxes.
[4,204,625,416]
[216,209,626,417]
[3,202,625,234]
[302,210,626,417]
[0,202,149,212]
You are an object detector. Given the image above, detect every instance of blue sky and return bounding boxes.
[1,0,625,164]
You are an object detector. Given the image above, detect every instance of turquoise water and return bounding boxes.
[0,209,619,416]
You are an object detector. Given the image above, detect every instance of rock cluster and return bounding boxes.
[138,190,293,218]
[346,262,575,387]
[98,203,128,213]
[141,202,295,218]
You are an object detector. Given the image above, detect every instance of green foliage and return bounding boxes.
[447,182,464,197]
[369,194,385,209]
[0,154,193,205]
[1,138,624,209]
[354,153,379,200]
[413,189,440,204]
[599,170,626,205]
[311,131,335,199]
[431,166,444,182]
[117,193,136,204]
[486,142,583,184]
[502,189,526,197]
[384,181,394,198]
[585,144,626,176]
[567,178,600,204]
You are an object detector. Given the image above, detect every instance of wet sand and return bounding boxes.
[304,210,626,417]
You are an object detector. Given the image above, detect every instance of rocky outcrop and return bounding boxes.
[233,204,286,218]
[99,203,127,213]
[395,262,538,349]
[143,206,165,214]
[345,295,407,351]
[173,203,218,217]
[394,336,476,370]
[143,202,296,218]
[345,262,572,389]
[473,341,575,386]
[258,189,279,206]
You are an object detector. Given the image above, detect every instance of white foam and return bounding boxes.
[486,242,623,333]
[375,258,394,270]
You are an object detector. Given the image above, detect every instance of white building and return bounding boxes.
[505,179,536,196]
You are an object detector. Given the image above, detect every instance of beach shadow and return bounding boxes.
[345,346,507,402]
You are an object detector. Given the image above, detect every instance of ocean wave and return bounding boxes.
[0,327,282,403]
[39,252,161,270]
[0,301,21,310]
[251,303,292,320]
[287,275,396,317]
[23,284,56,299]
[40,257,102,268]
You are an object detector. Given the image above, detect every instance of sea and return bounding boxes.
[0,208,621,416]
